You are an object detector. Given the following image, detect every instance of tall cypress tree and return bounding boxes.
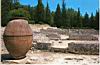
[83,12,89,27]
[51,11,55,26]
[45,2,51,25]
[9,0,13,10]
[90,13,95,28]
[29,6,35,20]
[13,0,21,9]
[77,8,80,27]
[76,8,82,28]
[94,10,99,30]
[54,4,62,27]
[62,0,67,28]
[35,0,44,23]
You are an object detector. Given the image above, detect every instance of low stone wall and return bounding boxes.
[68,29,98,35]
[49,47,67,53]
[34,42,51,50]
[46,33,61,40]
[69,35,98,41]
[68,42,99,55]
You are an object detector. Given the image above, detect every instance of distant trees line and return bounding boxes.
[1,0,99,30]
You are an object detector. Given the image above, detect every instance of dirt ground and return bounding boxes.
[27,50,99,65]
[1,43,99,65]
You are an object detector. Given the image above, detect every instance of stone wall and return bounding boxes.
[49,47,67,53]
[69,35,98,41]
[34,42,51,50]
[68,42,99,55]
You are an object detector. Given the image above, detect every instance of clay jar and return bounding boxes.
[3,19,33,59]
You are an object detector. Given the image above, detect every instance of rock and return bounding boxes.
[68,42,99,55]
[49,46,67,53]
[46,33,61,40]
[60,35,69,40]
[26,59,32,64]
[33,32,50,42]
[35,41,52,50]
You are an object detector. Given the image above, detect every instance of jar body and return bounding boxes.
[3,19,33,59]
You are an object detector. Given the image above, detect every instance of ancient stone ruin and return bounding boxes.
[1,24,99,64]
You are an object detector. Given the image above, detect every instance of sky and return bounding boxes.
[19,0,99,16]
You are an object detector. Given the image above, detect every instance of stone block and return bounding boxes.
[68,42,99,55]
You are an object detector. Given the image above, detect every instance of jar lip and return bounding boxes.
[10,17,28,21]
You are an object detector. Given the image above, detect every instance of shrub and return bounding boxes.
[8,8,31,20]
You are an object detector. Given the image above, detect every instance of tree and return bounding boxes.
[62,0,67,28]
[94,10,99,30]
[83,12,89,28]
[45,2,51,25]
[1,0,12,26]
[76,8,82,28]
[22,5,35,20]
[66,8,77,28]
[13,0,19,3]
[9,0,13,10]
[90,13,95,28]
[29,6,35,20]
[54,4,62,27]
[51,11,55,26]
[34,0,45,24]
[13,1,21,9]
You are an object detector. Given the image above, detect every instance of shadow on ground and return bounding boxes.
[1,54,15,62]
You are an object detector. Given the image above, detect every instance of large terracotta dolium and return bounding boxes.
[3,19,33,59]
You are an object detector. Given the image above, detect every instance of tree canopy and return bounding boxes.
[1,0,99,30]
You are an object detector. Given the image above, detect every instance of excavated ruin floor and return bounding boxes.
[1,43,99,65]
[1,26,99,65]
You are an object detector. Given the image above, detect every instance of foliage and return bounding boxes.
[1,0,99,30]
[34,0,45,23]
[8,8,31,20]
[90,13,95,28]
[1,0,12,26]
[66,8,77,28]
[45,2,52,25]
[62,0,67,28]
[54,4,62,28]
[83,12,89,27]
[13,2,21,9]
[76,8,82,28]
[94,11,99,30]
